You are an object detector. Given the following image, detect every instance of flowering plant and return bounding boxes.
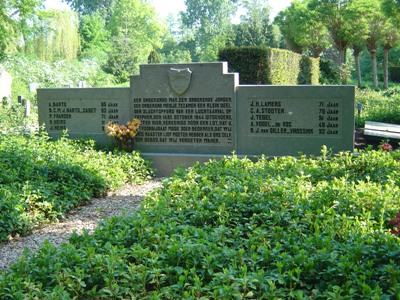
[389,212,400,237]
[106,118,140,152]
[380,141,393,151]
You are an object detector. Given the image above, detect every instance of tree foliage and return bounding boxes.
[104,0,166,81]
[0,0,44,58]
[0,1,17,58]
[2,0,400,88]
[276,0,330,57]
[148,49,161,64]
[13,0,44,52]
[29,10,80,62]
[180,0,238,61]
[363,0,387,88]
[62,0,117,21]
[79,11,111,62]
[344,0,382,87]
[158,15,193,63]
[382,0,400,22]
[233,0,272,47]
[308,0,351,69]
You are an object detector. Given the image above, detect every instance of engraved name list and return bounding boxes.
[132,96,233,145]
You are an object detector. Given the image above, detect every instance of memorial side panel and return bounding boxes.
[38,88,130,144]
[236,86,355,156]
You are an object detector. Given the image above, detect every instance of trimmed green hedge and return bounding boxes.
[218,46,320,85]
[299,55,320,85]
[218,46,269,84]
[267,48,301,84]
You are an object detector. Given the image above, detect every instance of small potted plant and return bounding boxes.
[106,118,141,152]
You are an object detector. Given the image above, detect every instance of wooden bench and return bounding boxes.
[363,121,400,142]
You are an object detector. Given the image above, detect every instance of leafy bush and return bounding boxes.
[0,103,38,135]
[1,149,399,298]
[3,54,116,103]
[0,131,153,241]
[355,87,400,127]
[319,57,341,84]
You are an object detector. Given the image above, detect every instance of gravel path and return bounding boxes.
[0,178,164,271]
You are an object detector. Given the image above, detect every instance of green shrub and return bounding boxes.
[319,57,341,84]
[0,103,38,135]
[355,87,400,127]
[3,54,116,104]
[1,150,399,298]
[0,131,153,241]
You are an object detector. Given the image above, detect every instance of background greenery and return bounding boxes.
[2,0,400,87]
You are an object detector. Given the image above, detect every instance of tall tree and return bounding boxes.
[180,0,238,61]
[275,4,303,54]
[233,0,272,47]
[382,0,400,88]
[0,1,17,58]
[13,0,44,52]
[30,10,80,61]
[62,0,117,22]
[268,24,283,48]
[308,0,351,83]
[361,0,386,89]
[275,0,330,57]
[105,0,166,82]
[0,0,44,58]
[382,21,400,89]
[79,11,111,62]
[158,14,193,63]
[344,0,376,88]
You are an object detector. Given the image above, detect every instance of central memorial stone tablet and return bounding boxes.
[37,62,355,176]
[130,63,237,154]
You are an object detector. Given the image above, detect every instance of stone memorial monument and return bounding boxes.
[38,62,355,176]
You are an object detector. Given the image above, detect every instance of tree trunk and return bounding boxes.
[338,48,345,67]
[354,51,362,88]
[370,50,378,89]
[338,47,348,84]
[383,48,390,89]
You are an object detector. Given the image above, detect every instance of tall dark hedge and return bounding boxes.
[219,46,270,84]
[218,46,319,85]
[389,67,400,83]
